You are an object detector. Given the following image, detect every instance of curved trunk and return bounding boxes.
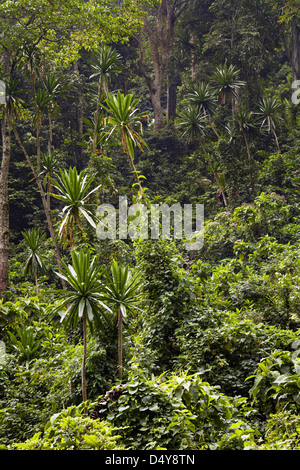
[272,128,281,154]
[124,132,144,199]
[13,123,66,289]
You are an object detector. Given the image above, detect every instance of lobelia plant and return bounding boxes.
[54,249,112,407]
[100,260,144,381]
[103,90,149,199]
[50,167,101,248]
[21,228,47,295]
[8,325,42,368]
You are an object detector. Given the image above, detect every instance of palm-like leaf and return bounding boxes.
[256,97,282,133]
[89,45,122,156]
[101,260,144,318]
[177,105,228,206]
[40,150,61,189]
[82,113,116,153]
[22,228,46,294]
[22,228,46,278]
[110,93,146,153]
[100,260,144,380]
[236,109,255,131]
[104,91,148,157]
[40,150,60,175]
[225,120,239,143]
[177,105,207,143]
[42,72,69,99]
[89,45,122,98]
[8,326,42,366]
[19,44,42,82]
[213,64,246,104]
[50,167,100,246]
[104,91,148,196]
[186,82,217,116]
[226,109,255,141]
[4,77,26,114]
[54,249,112,403]
[55,250,112,332]
[256,96,282,153]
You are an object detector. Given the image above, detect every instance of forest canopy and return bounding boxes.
[1,0,300,452]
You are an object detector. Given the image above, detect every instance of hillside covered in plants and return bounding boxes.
[1,0,300,451]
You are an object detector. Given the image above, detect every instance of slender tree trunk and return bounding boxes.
[151,84,165,130]
[0,50,11,296]
[191,34,196,82]
[0,108,11,296]
[35,271,39,295]
[73,62,84,169]
[48,113,53,154]
[209,121,221,139]
[200,140,227,207]
[291,18,300,84]
[118,306,123,381]
[241,127,255,196]
[241,128,251,162]
[128,153,144,198]
[167,72,180,122]
[272,128,281,154]
[82,309,88,410]
[93,77,102,155]
[46,178,51,213]
[167,83,176,121]
[124,131,144,198]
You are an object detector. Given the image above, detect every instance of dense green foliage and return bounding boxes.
[1,0,300,451]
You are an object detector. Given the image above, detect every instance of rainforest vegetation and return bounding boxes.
[1,0,300,451]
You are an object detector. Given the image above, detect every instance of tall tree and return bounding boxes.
[22,228,46,295]
[136,0,189,130]
[256,96,282,153]
[0,50,11,295]
[55,249,112,407]
[104,90,149,198]
[291,17,300,83]
[177,104,228,206]
[50,167,100,248]
[212,64,246,116]
[89,45,122,155]
[270,0,300,83]
[101,260,143,381]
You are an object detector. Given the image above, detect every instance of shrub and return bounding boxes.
[92,371,244,450]
[247,347,300,417]
[174,309,300,397]
[256,411,300,450]
[134,239,197,373]
[11,404,125,450]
